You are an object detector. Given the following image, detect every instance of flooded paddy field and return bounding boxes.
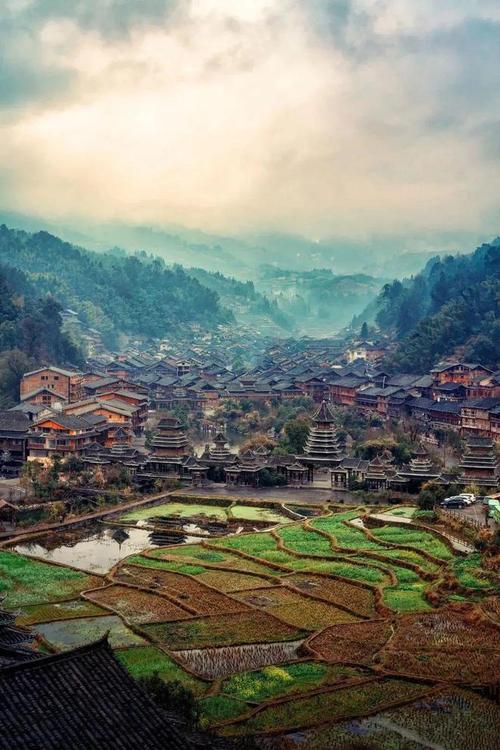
[14,524,163,574]
[35,614,146,650]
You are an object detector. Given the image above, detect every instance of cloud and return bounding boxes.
[0,0,499,240]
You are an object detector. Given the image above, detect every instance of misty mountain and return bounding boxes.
[374,238,500,372]
[0,210,488,279]
[256,266,386,335]
[185,267,294,337]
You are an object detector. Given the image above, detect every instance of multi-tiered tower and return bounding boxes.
[150,417,191,458]
[303,401,344,466]
[459,437,499,488]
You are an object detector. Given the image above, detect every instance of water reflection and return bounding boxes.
[14,524,162,574]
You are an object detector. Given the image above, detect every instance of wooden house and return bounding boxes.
[20,367,83,404]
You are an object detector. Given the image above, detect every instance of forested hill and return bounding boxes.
[0,263,83,406]
[185,267,294,335]
[0,225,232,347]
[375,239,500,372]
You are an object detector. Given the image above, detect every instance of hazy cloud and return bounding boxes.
[0,0,499,240]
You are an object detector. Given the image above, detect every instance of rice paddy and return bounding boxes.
[2,500,498,742]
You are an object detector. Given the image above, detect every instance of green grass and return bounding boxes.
[382,507,416,518]
[116,646,207,695]
[212,532,278,555]
[0,551,99,608]
[221,678,431,735]
[198,695,250,727]
[452,554,497,590]
[370,526,453,561]
[209,534,387,583]
[124,555,206,575]
[210,532,386,583]
[120,502,229,522]
[229,505,290,523]
[383,583,431,613]
[149,544,283,576]
[150,546,227,563]
[363,547,439,573]
[143,611,304,649]
[222,662,365,703]
[277,526,335,556]
[295,559,386,583]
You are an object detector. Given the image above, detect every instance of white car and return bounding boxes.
[459,493,476,504]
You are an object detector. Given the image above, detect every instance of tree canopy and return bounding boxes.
[375,239,500,372]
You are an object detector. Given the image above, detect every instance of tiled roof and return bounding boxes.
[0,638,192,750]
[0,411,30,432]
[23,366,81,378]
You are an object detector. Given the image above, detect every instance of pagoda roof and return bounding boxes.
[312,400,336,424]
[0,637,191,750]
[412,444,430,457]
[464,436,495,448]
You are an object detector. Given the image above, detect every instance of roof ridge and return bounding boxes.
[0,635,111,676]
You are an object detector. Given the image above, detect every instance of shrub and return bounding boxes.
[138,675,200,728]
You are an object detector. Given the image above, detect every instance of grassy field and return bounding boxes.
[222,662,368,703]
[381,507,417,518]
[229,505,290,523]
[220,678,431,735]
[143,611,305,649]
[199,695,250,727]
[0,551,101,607]
[115,646,207,694]
[369,525,454,560]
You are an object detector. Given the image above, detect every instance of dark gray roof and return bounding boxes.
[0,412,30,433]
[435,382,466,391]
[0,638,192,750]
[463,398,500,409]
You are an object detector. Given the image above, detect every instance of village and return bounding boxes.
[1,337,499,748]
[0,328,498,534]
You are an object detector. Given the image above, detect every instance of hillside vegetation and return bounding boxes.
[375,239,500,372]
[0,225,232,348]
[0,262,82,405]
[186,267,293,334]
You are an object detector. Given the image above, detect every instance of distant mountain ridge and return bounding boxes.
[0,210,488,277]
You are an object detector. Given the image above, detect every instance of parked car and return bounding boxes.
[440,496,467,508]
[458,493,476,504]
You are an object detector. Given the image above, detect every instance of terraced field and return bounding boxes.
[2,503,498,743]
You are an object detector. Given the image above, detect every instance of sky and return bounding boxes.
[1,0,500,242]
